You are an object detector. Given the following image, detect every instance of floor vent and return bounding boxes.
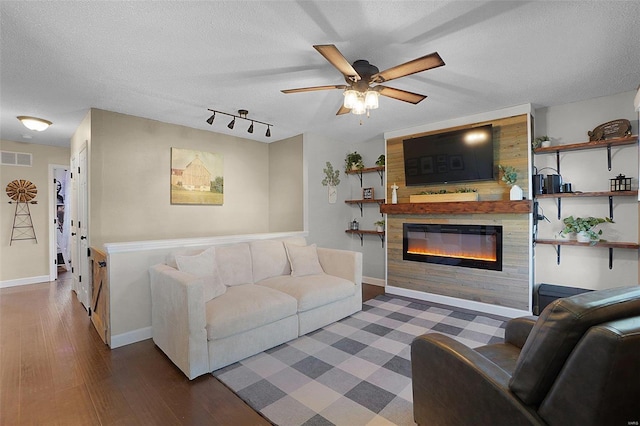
[1,151,32,167]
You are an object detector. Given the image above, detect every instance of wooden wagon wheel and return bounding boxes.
[6,179,38,203]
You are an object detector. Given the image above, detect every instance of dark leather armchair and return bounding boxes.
[411,286,640,426]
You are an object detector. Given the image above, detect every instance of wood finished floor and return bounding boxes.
[0,274,385,425]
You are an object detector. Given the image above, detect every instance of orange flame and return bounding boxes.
[407,247,497,262]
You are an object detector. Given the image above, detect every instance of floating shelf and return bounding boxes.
[535,190,638,219]
[534,135,638,171]
[345,229,385,247]
[535,238,639,269]
[381,200,532,215]
[345,166,385,186]
[345,198,385,216]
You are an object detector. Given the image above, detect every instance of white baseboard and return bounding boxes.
[385,285,532,318]
[110,326,152,349]
[0,275,49,289]
[363,276,385,287]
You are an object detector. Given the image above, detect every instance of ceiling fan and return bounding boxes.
[281,44,445,116]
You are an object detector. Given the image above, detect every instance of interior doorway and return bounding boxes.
[49,164,71,281]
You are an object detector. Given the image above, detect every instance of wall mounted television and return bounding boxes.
[403,124,494,186]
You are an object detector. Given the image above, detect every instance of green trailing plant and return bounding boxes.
[375,154,385,167]
[498,165,518,186]
[561,216,613,244]
[374,219,385,227]
[532,135,550,150]
[419,188,477,195]
[321,162,340,186]
[344,152,364,171]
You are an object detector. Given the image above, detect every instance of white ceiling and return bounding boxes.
[1,1,639,148]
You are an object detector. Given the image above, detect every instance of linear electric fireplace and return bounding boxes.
[403,223,503,271]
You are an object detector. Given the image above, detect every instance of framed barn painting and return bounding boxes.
[171,148,224,205]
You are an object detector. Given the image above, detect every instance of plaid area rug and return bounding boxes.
[214,295,507,426]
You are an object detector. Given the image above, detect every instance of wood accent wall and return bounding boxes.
[386,114,529,201]
[385,114,531,311]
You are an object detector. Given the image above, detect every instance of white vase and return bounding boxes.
[376,225,384,232]
[576,231,592,243]
[328,185,337,204]
[391,184,398,204]
[510,184,523,200]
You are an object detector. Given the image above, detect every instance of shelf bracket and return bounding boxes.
[356,202,363,216]
[554,244,561,265]
[377,200,384,217]
[356,171,363,187]
[609,195,614,220]
[607,144,612,171]
[376,169,384,186]
[356,232,364,246]
[556,197,562,220]
[378,233,385,248]
[609,247,613,270]
[556,151,561,175]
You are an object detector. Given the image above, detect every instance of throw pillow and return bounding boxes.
[285,243,324,277]
[175,247,225,301]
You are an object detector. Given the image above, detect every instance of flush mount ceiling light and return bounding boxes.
[206,109,272,137]
[17,116,52,132]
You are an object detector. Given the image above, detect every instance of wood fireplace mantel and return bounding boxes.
[380,200,532,215]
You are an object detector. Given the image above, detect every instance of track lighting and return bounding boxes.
[205,109,273,138]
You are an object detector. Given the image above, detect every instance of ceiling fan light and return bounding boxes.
[343,90,358,109]
[17,116,52,131]
[364,90,379,109]
[351,96,366,115]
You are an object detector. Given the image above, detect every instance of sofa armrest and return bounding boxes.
[149,264,209,379]
[411,333,543,426]
[316,247,362,286]
[505,316,538,349]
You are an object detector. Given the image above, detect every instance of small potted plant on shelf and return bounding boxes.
[374,219,385,232]
[321,161,340,204]
[375,154,385,167]
[532,135,551,149]
[561,215,613,244]
[498,165,522,200]
[345,151,364,171]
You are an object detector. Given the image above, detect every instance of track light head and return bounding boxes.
[206,113,215,125]
[265,125,271,138]
[227,118,235,129]
[248,121,254,134]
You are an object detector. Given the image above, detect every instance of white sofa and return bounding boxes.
[149,237,363,379]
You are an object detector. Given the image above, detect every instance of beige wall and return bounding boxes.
[85,109,302,247]
[0,140,70,282]
[269,134,303,232]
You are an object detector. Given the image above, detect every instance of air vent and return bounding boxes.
[1,151,32,167]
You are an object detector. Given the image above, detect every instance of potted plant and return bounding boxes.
[561,215,613,244]
[498,165,522,200]
[374,219,385,232]
[345,151,364,171]
[532,135,551,149]
[375,154,385,167]
[321,161,340,204]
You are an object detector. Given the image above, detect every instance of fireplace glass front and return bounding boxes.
[403,223,503,271]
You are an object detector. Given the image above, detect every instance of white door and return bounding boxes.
[78,145,90,309]
[71,145,90,309]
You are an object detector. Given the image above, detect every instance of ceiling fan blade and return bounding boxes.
[336,105,350,115]
[281,84,347,94]
[313,44,360,81]
[375,85,427,104]
[372,52,445,83]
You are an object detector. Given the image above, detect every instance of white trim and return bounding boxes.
[1,275,50,289]
[385,285,532,318]
[363,276,385,287]
[384,104,533,141]
[633,87,640,112]
[110,327,152,349]
[103,231,309,254]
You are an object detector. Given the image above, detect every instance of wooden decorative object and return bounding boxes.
[588,119,632,141]
[409,192,478,203]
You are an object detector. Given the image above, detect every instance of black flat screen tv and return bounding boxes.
[403,124,494,186]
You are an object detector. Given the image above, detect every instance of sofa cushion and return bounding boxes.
[175,247,224,301]
[285,243,324,277]
[250,240,290,282]
[215,243,253,286]
[258,274,355,312]
[205,284,298,340]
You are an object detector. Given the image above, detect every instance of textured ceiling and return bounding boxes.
[1,1,639,147]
